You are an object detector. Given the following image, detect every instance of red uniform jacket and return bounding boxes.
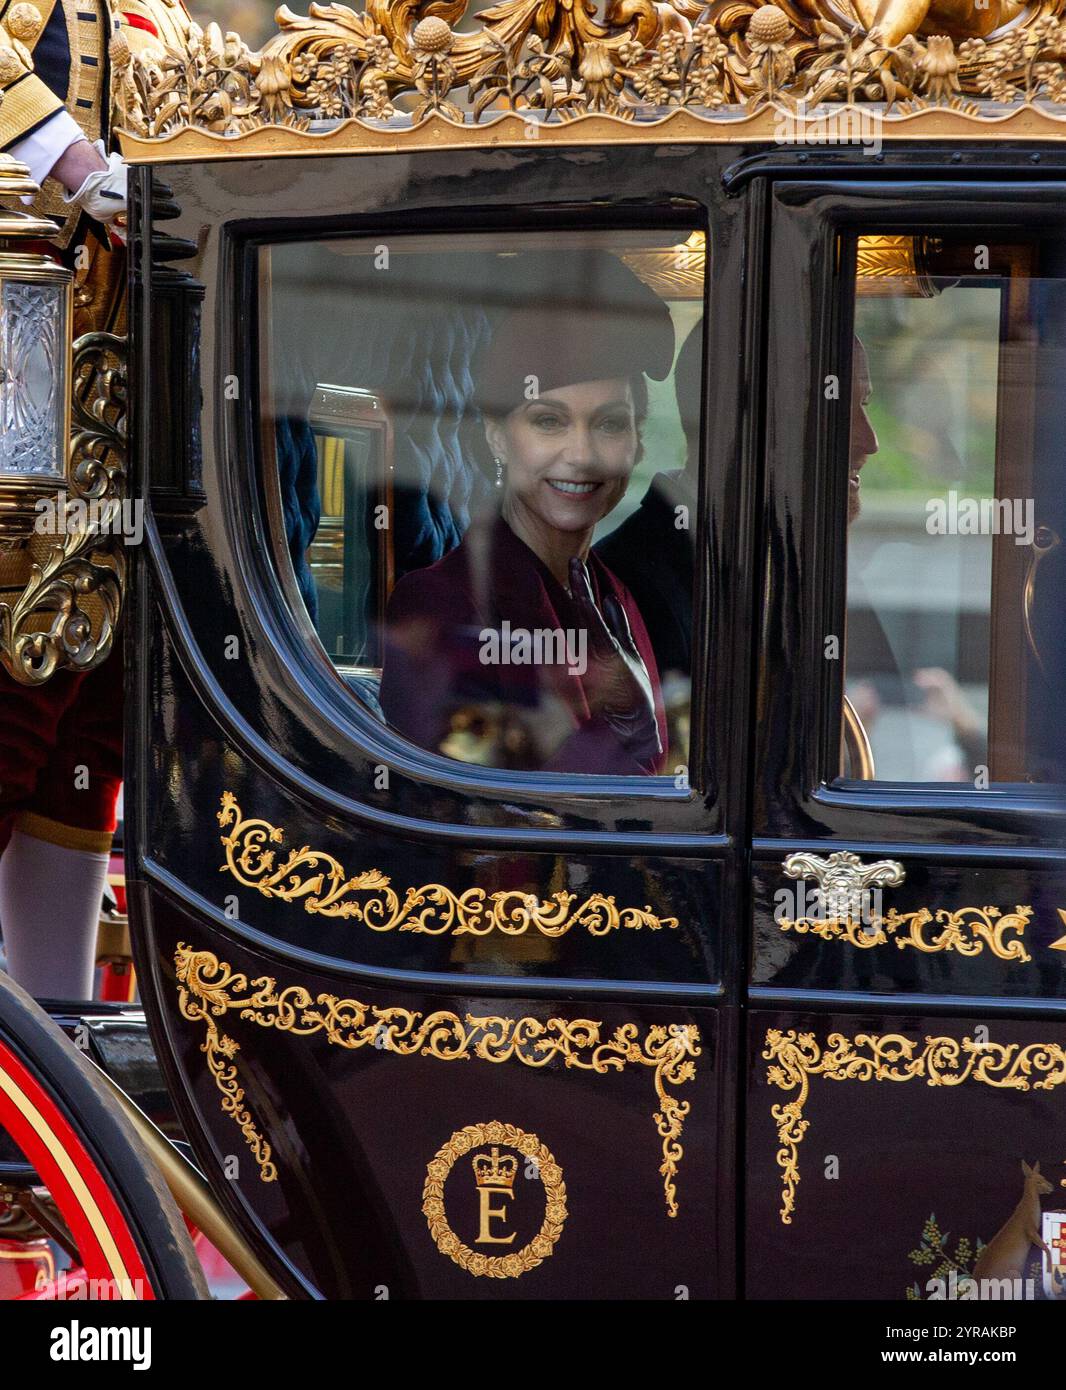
[380,515,666,775]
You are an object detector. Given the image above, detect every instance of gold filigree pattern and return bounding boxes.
[0,332,127,686]
[764,1029,1066,1224]
[855,233,941,296]
[422,1121,567,1276]
[175,942,700,1215]
[217,792,679,937]
[857,232,920,278]
[778,904,1033,961]
[113,0,1066,149]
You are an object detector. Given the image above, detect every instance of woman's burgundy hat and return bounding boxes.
[475,250,675,417]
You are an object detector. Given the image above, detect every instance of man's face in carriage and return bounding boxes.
[485,378,640,536]
[849,335,879,525]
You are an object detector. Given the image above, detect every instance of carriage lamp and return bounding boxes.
[0,153,73,527]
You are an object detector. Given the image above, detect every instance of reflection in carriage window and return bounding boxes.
[260,231,704,776]
[841,235,1065,784]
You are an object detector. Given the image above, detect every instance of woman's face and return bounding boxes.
[486,378,639,536]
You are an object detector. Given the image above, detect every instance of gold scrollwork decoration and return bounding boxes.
[886,905,1032,960]
[779,852,1034,960]
[175,942,700,1215]
[0,332,127,686]
[113,0,1066,150]
[69,332,127,500]
[764,1029,1066,1225]
[217,792,679,937]
[778,903,1033,961]
[423,1121,567,1277]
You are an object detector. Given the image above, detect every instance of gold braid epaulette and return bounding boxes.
[0,2,63,152]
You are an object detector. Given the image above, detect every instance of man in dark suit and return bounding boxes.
[595,320,702,686]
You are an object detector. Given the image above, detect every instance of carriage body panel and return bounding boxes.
[120,100,1066,1297]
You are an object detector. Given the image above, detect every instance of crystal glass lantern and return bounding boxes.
[0,155,73,526]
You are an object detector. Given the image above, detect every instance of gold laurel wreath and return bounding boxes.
[422,1121,567,1278]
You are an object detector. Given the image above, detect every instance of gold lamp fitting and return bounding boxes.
[0,153,74,527]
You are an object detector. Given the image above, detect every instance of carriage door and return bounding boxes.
[744,179,1066,1299]
[129,147,758,1299]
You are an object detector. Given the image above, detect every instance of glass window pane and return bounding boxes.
[841,234,1065,785]
[0,279,67,479]
[259,229,706,779]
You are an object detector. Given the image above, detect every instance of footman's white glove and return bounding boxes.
[62,140,128,240]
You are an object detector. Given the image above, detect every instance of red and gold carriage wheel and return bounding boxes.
[0,971,207,1300]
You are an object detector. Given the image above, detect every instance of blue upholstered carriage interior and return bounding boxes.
[274,414,322,623]
[273,290,495,632]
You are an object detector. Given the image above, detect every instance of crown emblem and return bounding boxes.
[472,1147,517,1192]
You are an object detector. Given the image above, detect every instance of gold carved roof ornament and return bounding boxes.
[113,0,1066,156]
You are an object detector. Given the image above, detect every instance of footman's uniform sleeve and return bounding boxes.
[0,0,192,161]
[0,1,65,151]
[10,107,84,186]
[0,0,192,242]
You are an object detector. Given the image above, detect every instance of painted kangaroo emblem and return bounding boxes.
[974,1161,1056,1288]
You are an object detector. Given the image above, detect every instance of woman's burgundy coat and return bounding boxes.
[379,514,666,775]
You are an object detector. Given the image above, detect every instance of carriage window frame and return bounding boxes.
[815,212,1066,807]
[245,206,715,801]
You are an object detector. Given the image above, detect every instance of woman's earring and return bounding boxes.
[494,457,504,488]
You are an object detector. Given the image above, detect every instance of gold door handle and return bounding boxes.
[842,693,876,780]
[1023,525,1061,681]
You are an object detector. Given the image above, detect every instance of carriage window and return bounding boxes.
[259,230,705,777]
[840,234,1065,785]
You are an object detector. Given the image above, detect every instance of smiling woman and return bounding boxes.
[260,229,705,776]
[381,249,677,775]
